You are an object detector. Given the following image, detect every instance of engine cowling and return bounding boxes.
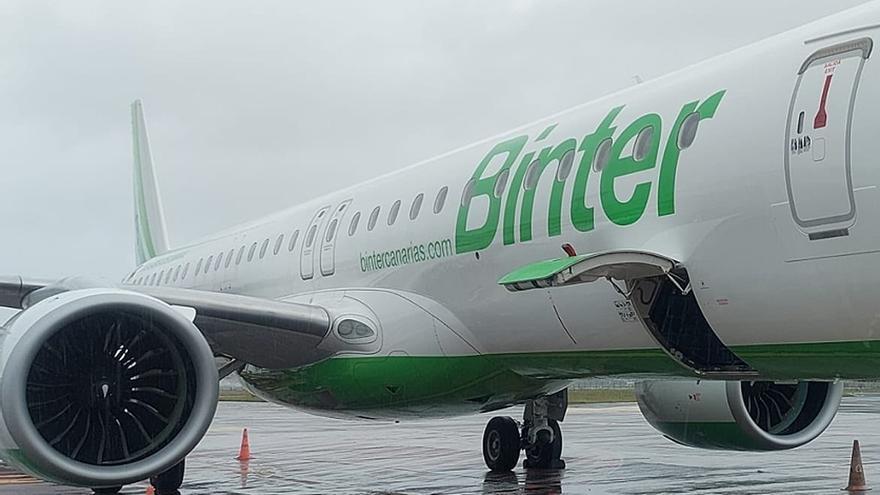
[0,288,218,488]
[635,379,842,451]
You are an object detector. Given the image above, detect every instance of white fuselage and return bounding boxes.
[125,4,880,388]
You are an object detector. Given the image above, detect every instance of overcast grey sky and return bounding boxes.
[0,0,870,288]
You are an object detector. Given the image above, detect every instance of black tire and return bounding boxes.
[92,487,122,495]
[524,419,563,469]
[151,458,186,493]
[482,416,521,472]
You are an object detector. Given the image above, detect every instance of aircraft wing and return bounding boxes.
[0,275,332,369]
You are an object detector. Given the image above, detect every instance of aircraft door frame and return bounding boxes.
[784,37,872,240]
[320,200,352,277]
[300,205,331,280]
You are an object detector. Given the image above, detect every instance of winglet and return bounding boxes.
[131,100,170,264]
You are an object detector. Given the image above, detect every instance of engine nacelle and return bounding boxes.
[0,288,218,488]
[635,379,842,451]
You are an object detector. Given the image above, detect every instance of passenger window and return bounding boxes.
[493,169,510,198]
[150,273,157,286]
[461,178,476,207]
[434,186,448,214]
[248,242,257,261]
[677,112,700,150]
[326,219,339,242]
[388,200,401,226]
[593,138,613,172]
[349,212,361,236]
[368,206,380,231]
[410,193,424,220]
[223,249,233,268]
[524,159,542,191]
[214,252,223,271]
[205,256,214,273]
[195,258,204,275]
[158,270,165,285]
[136,277,142,285]
[306,224,318,247]
[274,234,284,255]
[633,126,654,161]
[288,230,300,252]
[173,265,181,282]
[182,262,190,279]
[557,149,575,181]
[259,238,270,259]
[236,245,245,265]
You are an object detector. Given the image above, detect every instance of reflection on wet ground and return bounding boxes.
[4,396,879,494]
[181,396,879,494]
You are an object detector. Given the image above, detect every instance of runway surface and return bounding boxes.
[5,395,879,494]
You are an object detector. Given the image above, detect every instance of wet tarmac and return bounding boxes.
[4,395,879,494]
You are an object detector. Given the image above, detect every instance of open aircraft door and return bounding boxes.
[300,206,330,281]
[499,250,755,376]
[785,38,872,240]
[320,200,352,277]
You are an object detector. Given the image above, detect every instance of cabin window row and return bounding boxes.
[131,229,303,287]
[349,185,448,237]
[131,185,452,286]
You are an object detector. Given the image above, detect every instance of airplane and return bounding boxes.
[2,3,880,494]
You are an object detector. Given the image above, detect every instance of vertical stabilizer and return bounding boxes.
[131,100,170,264]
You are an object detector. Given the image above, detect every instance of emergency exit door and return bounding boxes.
[785,37,872,240]
[320,200,351,276]
[300,206,330,280]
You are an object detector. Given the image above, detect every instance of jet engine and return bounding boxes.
[0,287,218,488]
[635,379,842,451]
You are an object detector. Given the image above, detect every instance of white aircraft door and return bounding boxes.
[300,205,330,280]
[320,200,352,276]
[785,37,872,240]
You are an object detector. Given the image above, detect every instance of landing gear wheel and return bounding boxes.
[523,419,565,469]
[483,416,521,472]
[92,487,122,495]
[150,458,185,495]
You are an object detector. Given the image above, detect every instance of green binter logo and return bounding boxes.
[455,90,726,254]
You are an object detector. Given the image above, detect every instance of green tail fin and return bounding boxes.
[131,100,170,264]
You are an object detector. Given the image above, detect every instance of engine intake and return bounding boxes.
[0,288,218,488]
[636,379,842,451]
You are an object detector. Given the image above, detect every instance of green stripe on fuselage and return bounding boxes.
[240,349,686,418]
[731,340,880,380]
[240,340,880,418]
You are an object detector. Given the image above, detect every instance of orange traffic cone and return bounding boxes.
[844,440,870,492]
[236,428,251,461]
[145,484,155,495]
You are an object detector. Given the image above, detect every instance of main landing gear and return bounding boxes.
[482,390,567,471]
